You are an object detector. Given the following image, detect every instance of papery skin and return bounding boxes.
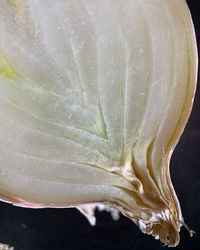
[0,0,198,247]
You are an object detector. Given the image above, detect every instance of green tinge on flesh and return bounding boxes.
[0,0,198,247]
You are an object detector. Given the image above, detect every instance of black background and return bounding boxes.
[0,1,199,249]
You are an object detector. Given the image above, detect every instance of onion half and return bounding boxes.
[0,0,198,246]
